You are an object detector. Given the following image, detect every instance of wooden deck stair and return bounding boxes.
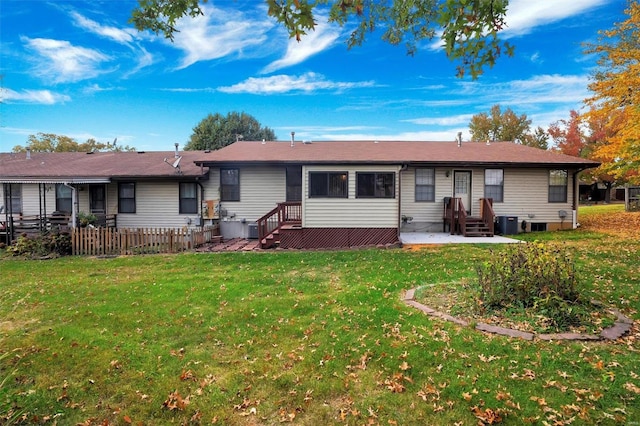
[257,202,302,249]
[444,197,495,238]
[464,217,493,237]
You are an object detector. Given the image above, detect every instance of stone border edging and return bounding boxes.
[403,288,633,341]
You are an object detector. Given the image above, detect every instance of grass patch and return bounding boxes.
[1,207,639,425]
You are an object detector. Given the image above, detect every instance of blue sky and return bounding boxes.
[0,0,627,152]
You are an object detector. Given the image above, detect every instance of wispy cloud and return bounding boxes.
[454,74,590,108]
[170,5,273,69]
[22,37,111,83]
[402,114,474,126]
[1,88,70,104]
[503,0,610,37]
[159,87,217,93]
[313,129,466,142]
[262,19,341,73]
[82,84,120,95]
[70,11,137,44]
[218,72,376,94]
[429,0,609,51]
[70,10,155,75]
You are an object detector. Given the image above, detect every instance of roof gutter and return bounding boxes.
[0,178,111,184]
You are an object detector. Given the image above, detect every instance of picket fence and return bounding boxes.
[71,225,219,256]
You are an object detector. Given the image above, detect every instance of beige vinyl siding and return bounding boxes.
[400,167,452,223]
[400,167,578,231]
[303,165,400,228]
[496,168,575,223]
[214,166,286,222]
[22,185,43,215]
[115,181,196,229]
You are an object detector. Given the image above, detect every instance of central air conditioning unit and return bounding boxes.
[248,223,258,239]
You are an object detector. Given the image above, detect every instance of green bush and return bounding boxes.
[476,242,585,328]
[6,232,72,258]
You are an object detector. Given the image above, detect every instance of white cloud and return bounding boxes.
[503,0,610,37]
[218,72,376,94]
[0,88,70,104]
[402,114,474,126]
[69,11,155,76]
[22,37,111,83]
[70,11,136,44]
[262,19,341,73]
[170,5,274,69]
[314,129,468,142]
[159,87,217,93]
[429,0,608,50]
[454,74,590,108]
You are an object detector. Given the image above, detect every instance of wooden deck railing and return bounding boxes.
[480,198,495,236]
[444,197,467,235]
[71,225,220,256]
[455,198,467,235]
[256,202,302,243]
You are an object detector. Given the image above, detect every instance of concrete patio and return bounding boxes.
[400,232,522,245]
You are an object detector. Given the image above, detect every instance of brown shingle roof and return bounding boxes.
[195,140,600,168]
[0,151,207,182]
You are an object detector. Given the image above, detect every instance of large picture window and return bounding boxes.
[179,182,198,214]
[309,172,348,198]
[356,172,395,198]
[220,169,240,201]
[484,169,504,202]
[118,182,136,213]
[415,168,435,202]
[549,169,568,203]
[55,184,73,213]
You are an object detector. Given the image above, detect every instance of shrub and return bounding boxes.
[476,242,584,328]
[6,232,72,257]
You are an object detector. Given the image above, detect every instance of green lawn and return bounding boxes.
[1,211,639,425]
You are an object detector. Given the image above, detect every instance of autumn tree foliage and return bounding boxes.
[583,0,640,184]
[131,0,513,79]
[12,133,135,153]
[548,110,586,157]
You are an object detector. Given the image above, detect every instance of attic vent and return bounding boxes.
[137,151,146,154]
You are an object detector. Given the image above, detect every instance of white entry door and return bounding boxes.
[454,171,472,214]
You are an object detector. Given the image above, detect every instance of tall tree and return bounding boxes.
[521,126,549,150]
[185,112,276,151]
[583,0,640,184]
[582,109,622,203]
[469,104,532,142]
[12,133,135,152]
[548,110,586,157]
[131,0,513,79]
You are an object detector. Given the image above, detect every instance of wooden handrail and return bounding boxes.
[480,198,495,235]
[257,202,302,242]
[456,198,467,236]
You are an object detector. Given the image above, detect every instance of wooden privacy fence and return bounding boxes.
[72,225,219,256]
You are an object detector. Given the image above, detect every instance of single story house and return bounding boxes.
[1,140,599,249]
[195,139,600,249]
[0,147,211,241]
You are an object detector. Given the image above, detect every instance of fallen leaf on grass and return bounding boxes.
[471,406,503,424]
[624,382,640,394]
[162,390,190,411]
